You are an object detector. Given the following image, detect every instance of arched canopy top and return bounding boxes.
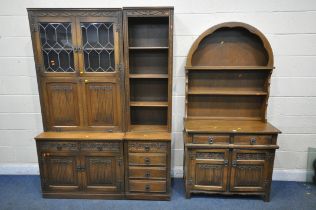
[186,22,274,68]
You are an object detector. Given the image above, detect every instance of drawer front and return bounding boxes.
[38,141,78,152]
[129,153,166,166]
[129,166,166,179]
[128,141,168,153]
[193,135,230,144]
[234,135,272,145]
[129,180,166,193]
[80,141,121,152]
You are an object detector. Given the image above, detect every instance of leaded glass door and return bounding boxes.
[34,17,79,76]
[76,17,120,76]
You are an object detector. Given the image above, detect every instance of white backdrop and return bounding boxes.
[0,0,316,181]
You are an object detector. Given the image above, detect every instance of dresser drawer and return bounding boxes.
[193,135,230,144]
[129,166,166,179]
[129,180,166,193]
[129,153,166,166]
[234,135,272,145]
[128,141,168,153]
[80,141,121,152]
[38,141,78,152]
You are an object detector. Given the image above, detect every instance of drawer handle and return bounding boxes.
[208,137,214,144]
[56,144,62,151]
[145,171,151,178]
[145,184,151,191]
[232,160,237,167]
[144,157,151,165]
[224,160,228,166]
[144,146,150,152]
[250,138,257,145]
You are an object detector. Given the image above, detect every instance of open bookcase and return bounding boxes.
[183,22,280,201]
[124,11,173,132]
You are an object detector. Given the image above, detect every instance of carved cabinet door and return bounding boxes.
[40,152,81,192]
[41,77,84,131]
[79,141,124,194]
[230,149,270,192]
[189,149,229,192]
[82,78,122,131]
[81,153,124,193]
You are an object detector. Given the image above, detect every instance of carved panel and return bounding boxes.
[195,163,224,186]
[126,10,170,16]
[234,165,264,187]
[86,157,115,185]
[29,10,119,18]
[81,142,121,152]
[85,83,116,126]
[128,142,168,153]
[46,156,78,185]
[46,82,80,126]
[39,142,78,151]
[236,153,265,160]
[196,152,225,160]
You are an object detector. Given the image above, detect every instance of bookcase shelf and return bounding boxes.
[125,9,173,132]
[130,101,168,107]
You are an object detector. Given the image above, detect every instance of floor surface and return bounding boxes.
[0,176,316,210]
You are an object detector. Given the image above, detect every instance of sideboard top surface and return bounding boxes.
[35,132,125,141]
[184,118,281,134]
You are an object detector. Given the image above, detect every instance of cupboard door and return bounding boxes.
[41,77,83,131]
[82,154,123,193]
[76,17,121,76]
[230,149,270,192]
[33,16,79,77]
[189,149,229,192]
[40,152,81,192]
[83,78,121,131]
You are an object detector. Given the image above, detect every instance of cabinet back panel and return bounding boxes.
[129,50,168,74]
[187,95,264,119]
[131,107,167,125]
[128,17,169,47]
[130,79,168,101]
[192,28,269,66]
[188,70,269,92]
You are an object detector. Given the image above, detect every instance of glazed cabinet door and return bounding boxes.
[189,149,229,192]
[76,16,121,76]
[32,16,79,77]
[40,152,81,192]
[82,78,122,131]
[230,149,271,192]
[41,77,84,131]
[80,142,124,193]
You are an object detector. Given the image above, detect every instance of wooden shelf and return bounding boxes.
[130,125,168,132]
[129,46,169,50]
[130,101,168,107]
[129,74,168,79]
[186,66,273,71]
[188,88,268,96]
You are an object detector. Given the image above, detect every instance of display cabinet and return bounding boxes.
[28,7,173,200]
[28,8,124,132]
[183,22,281,201]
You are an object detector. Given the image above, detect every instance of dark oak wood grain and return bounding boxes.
[183,22,280,202]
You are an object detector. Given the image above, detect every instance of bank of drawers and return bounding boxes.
[192,134,273,145]
[127,141,169,193]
